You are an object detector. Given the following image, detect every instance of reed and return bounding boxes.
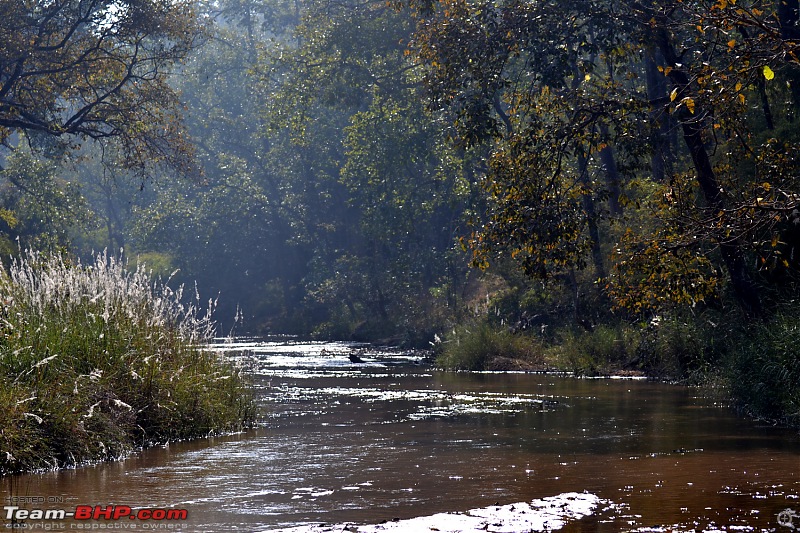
[0,250,254,475]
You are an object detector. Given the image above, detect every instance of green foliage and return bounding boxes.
[413,0,648,282]
[0,0,202,176]
[407,0,800,321]
[227,0,477,338]
[548,324,641,376]
[0,251,254,475]
[3,0,800,434]
[0,149,95,254]
[726,313,800,426]
[635,314,722,379]
[436,322,543,371]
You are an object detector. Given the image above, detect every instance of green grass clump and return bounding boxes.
[547,324,640,376]
[725,313,800,426]
[0,250,255,475]
[436,323,543,370]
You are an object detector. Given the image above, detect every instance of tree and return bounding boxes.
[0,0,203,175]
[409,0,649,329]
[410,0,800,318]
[123,4,309,331]
[611,0,800,315]
[0,148,94,254]
[254,0,475,338]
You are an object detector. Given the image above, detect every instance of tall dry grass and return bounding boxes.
[0,250,254,475]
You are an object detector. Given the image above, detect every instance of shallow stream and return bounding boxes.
[3,339,799,532]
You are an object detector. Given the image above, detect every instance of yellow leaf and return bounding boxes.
[670,88,678,101]
[727,39,736,49]
[739,93,746,105]
[684,97,696,114]
[763,182,771,191]
[763,65,775,80]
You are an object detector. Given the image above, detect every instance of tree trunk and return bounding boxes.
[653,30,762,316]
[598,124,624,217]
[577,150,607,281]
[778,0,800,40]
[644,45,674,182]
[757,77,776,130]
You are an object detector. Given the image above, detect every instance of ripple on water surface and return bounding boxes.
[4,339,798,533]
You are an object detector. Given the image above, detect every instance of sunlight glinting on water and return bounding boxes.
[208,338,425,372]
[4,339,798,533]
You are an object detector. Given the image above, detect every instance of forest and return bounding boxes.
[1,0,799,432]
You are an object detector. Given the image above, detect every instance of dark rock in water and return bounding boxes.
[348,353,365,364]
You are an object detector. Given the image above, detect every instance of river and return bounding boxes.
[2,339,798,532]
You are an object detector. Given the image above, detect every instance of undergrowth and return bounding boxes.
[436,322,544,370]
[547,323,641,376]
[0,250,255,475]
[434,303,799,426]
[725,312,800,426]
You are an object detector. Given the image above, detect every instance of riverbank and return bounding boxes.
[0,252,255,476]
[6,346,796,532]
[433,315,800,428]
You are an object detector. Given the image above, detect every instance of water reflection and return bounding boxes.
[2,340,798,532]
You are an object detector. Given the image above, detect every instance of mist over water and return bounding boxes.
[4,340,799,532]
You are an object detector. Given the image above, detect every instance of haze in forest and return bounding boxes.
[1,0,799,424]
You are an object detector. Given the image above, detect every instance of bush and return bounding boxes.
[634,314,720,379]
[436,322,543,370]
[726,313,800,426]
[548,323,641,375]
[0,250,255,475]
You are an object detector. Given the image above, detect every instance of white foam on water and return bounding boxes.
[262,491,602,532]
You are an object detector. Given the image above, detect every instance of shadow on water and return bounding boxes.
[2,339,799,532]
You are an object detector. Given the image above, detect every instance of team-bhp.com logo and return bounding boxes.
[4,505,188,530]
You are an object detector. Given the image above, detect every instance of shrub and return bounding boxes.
[436,322,543,370]
[549,323,641,376]
[726,313,800,426]
[634,314,719,379]
[0,250,254,475]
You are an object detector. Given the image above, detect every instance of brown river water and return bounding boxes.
[2,339,799,532]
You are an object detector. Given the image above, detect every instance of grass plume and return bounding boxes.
[0,250,254,475]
